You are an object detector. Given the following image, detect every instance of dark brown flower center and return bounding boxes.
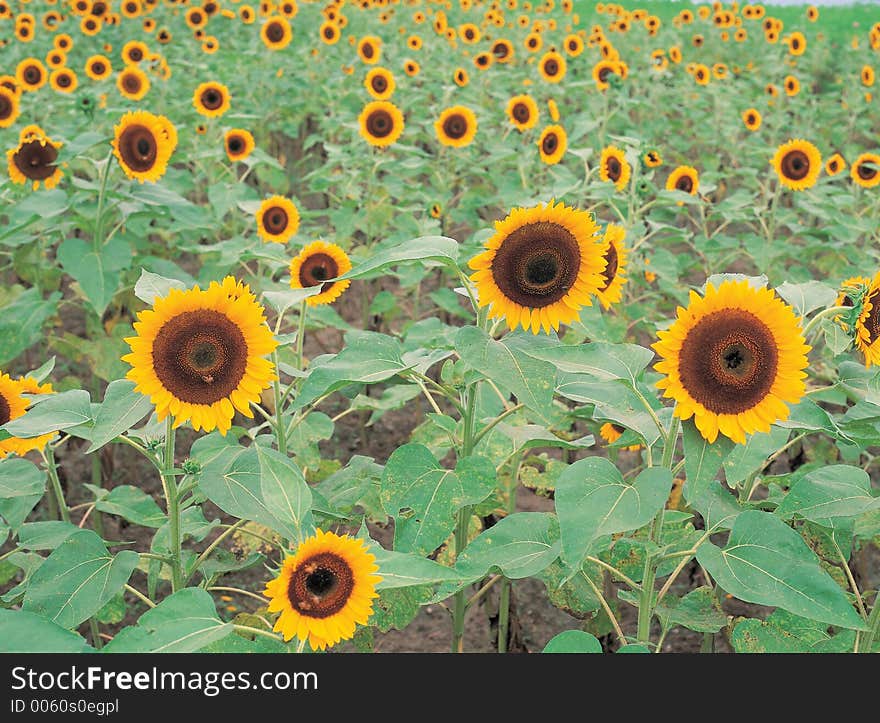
[152,309,248,405]
[0,94,11,120]
[201,87,223,110]
[676,174,694,193]
[442,113,468,139]
[263,206,289,234]
[476,54,489,66]
[678,308,779,415]
[227,135,244,153]
[493,41,509,58]
[371,74,388,93]
[287,552,354,619]
[863,290,880,343]
[13,140,59,180]
[129,47,144,61]
[92,1,107,15]
[118,124,158,172]
[781,150,810,180]
[598,65,612,82]
[56,73,71,88]
[299,252,339,292]
[599,239,618,291]
[23,65,42,85]
[747,113,755,125]
[606,155,622,181]
[323,25,335,39]
[541,131,559,155]
[543,57,559,76]
[122,72,142,93]
[361,42,374,59]
[366,108,394,138]
[568,39,578,51]
[512,102,530,123]
[0,392,10,427]
[491,221,582,308]
[191,10,203,23]
[92,60,107,75]
[857,160,878,180]
[266,20,285,42]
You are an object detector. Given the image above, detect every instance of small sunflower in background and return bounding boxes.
[787,31,806,56]
[193,82,230,119]
[506,94,538,131]
[851,152,880,189]
[256,195,300,244]
[469,200,606,334]
[403,59,420,77]
[862,65,875,87]
[592,59,619,90]
[742,107,761,131]
[0,86,19,128]
[49,68,77,93]
[16,58,47,92]
[435,105,477,148]
[834,276,868,332]
[224,128,255,162]
[123,278,277,435]
[784,75,800,96]
[357,35,381,64]
[112,110,176,183]
[261,16,292,50]
[122,40,148,64]
[538,50,566,83]
[537,124,567,165]
[358,100,404,147]
[491,38,514,63]
[599,146,631,191]
[855,273,880,366]
[595,223,628,310]
[7,130,63,190]
[264,530,381,651]
[117,65,150,100]
[453,67,469,87]
[319,20,340,44]
[85,54,112,80]
[694,64,710,86]
[564,34,583,56]
[0,373,57,458]
[599,422,641,452]
[430,203,442,219]
[666,165,699,196]
[364,67,395,100]
[643,149,662,168]
[771,139,821,191]
[653,280,810,444]
[290,240,352,307]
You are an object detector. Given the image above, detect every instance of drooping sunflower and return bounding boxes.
[667,165,699,196]
[193,81,230,118]
[289,240,352,306]
[599,146,631,191]
[834,276,868,332]
[547,99,560,123]
[537,124,567,165]
[123,278,277,434]
[538,50,566,83]
[771,139,821,191]
[435,105,477,148]
[468,200,606,334]
[0,373,57,458]
[364,67,395,100]
[16,58,47,92]
[357,35,381,64]
[261,16,292,49]
[598,422,640,451]
[117,65,149,100]
[224,128,255,162]
[85,54,112,80]
[264,530,381,651]
[825,152,846,176]
[358,100,404,148]
[256,195,299,244]
[0,86,20,129]
[7,132,63,190]
[595,223,628,310]
[742,107,761,131]
[851,153,880,188]
[653,280,810,444]
[111,110,176,183]
[506,94,538,131]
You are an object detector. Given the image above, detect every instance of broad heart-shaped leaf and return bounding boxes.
[22,529,139,629]
[520,341,654,385]
[87,380,154,453]
[196,444,301,540]
[95,485,166,528]
[133,268,187,305]
[696,511,866,630]
[775,280,837,318]
[380,444,496,555]
[0,609,92,653]
[56,235,130,316]
[295,331,413,409]
[367,543,467,590]
[262,285,321,316]
[253,445,313,542]
[17,521,80,550]
[0,457,46,499]
[775,465,880,522]
[103,589,232,653]
[556,458,671,570]
[722,426,790,485]
[681,419,739,530]
[455,326,556,422]
[0,288,61,366]
[543,630,602,653]
[656,586,728,634]
[732,610,856,653]
[2,389,91,438]
[340,235,459,280]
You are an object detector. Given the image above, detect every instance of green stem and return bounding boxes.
[43,446,70,523]
[802,306,850,341]
[186,519,247,585]
[93,152,113,250]
[637,555,656,645]
[862,594,880,653]
[271,351,287,455]
[295,299,307,373]
[162,417,183,593]
[497,452,522,654]
[452,384,478,653]
[89,618,103,650]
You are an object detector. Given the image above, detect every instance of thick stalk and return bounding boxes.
[93,153,113,249]
[43,446,70,523]
[271,351,287,455]
[451,385,477,653]
[162,417,183,593]
[497,452,522,653]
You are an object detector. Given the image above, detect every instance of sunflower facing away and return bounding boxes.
[653,279,810,444]
[506,94,538,131]
[289,240,352,306]
[264,530,381,651]
[7,130,63,190]
[537,124,567,165]
[256,195,300,244]
[0,373,57,458]
[123,278,277,435]
[834,276,868,332]
[469,200,606,334]
[358,100,404,148]
[435,105,477,148]
[853,274,880,366]
[599,146,631,191]
[224,129,255,162]
[851,152,880,189]
[112,110,177,183]
[595,223,628,310]
[193,81,231,118]
[771,139,821,191]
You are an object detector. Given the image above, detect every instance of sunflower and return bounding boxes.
[289,240,352,306]
[7,132,63,190]
[261,16,292,49]
[506,94,538,131]
[644,150,662,168]
[362,67,395,100]
[547,99,560,123]
[112,110,176,183]
[357,35,381,64]
[537,124,567,165]
[49,68,77,93]
[122,40,148,64]
[667,165,699,196]
[524,32,543,53]
[834,276,868,332]
[825,152,846,176]
[538,50,566,83]
[654,280,809,444]
[851,152,880,189]
[16,59,47,92]
[564,34,584,56]
[0,374,57,458]
[185,6,207,29]
[319,20,340,44]
[358,100,404,148]
[787,31,806,55]
[117,65,149,100]
[771,139,821,191]
[459,22,480,44]
[80,16,100,35]
[193,81,230,118]
[694,64,710,86]
[742,107,761,131]
[468,200,606,334]
[264,530,380,651]
[599,146,631,191]
[435,105,477,148]
[598,422,640,451]
[254,195,299,244]
[784,75,800,96]
[55,33,73,51]
[46,50,66,70]
[403,59,421,77]
[224,129,255,162]
[862,65,875,87]
[0,87,20,129]
[852,273,880,366]
[491,38,514,63]
[123,279,276,435]
[592,59,619,90]
[85,54,112,80]
[595,223,627,310]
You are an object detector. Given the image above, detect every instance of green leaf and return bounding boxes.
[2,389,91,438]
[456,326,556,421]
[723,427,790,485]
[341,236,459,279]
[543,630,602,653]
[103,589,232,653]
[56,236,130,316]
[681,419,739,529]
[522,341,654,385]
[656,586,727,634]
[775,465,880,522]
[133,269,188,305]
[0,458,46,499]
[95,485,166,528]
[18,521,80,550]
[23,529,139,628]
[0,609,92,652]
[556,458,671,569]
[0,288,61,366]
[775,281,837,317]
[312,455,382,516]
[87,380,154,453]
[254,445,313,541]
[732,610,857,653]
[262,285,322,316]
[369,544,466,590]
[617,644,651,653]
[696,511,866,630]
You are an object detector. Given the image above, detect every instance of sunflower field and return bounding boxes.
[0,0,879,657]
